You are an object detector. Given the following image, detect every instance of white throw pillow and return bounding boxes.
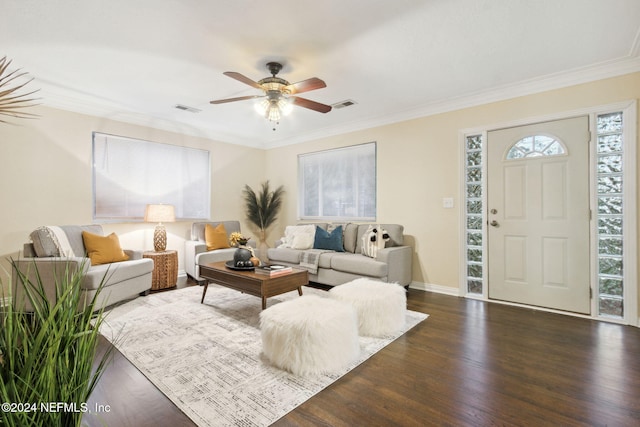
[279,225,316,249]
[292,233,314,250]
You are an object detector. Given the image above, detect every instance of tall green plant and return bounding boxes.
[242,181,284,244]
[0,260,114,427]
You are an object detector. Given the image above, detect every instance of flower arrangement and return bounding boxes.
[229,232,250,247]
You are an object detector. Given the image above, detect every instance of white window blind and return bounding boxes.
[92,132,210,221]
[298,142,376,221]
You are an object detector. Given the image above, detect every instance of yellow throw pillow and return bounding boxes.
[205,223,230,251]
[82,231,130,266]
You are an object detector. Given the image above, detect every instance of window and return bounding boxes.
[464,135,484,295]
[506,135,566,159]
[92,132,210,221]
[298,142,376,221]
[595,112,624,318]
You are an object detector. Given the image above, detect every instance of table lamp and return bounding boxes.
[144,204,175,251]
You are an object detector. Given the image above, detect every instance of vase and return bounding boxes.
[255,230,270,262]
[233,247,252,267]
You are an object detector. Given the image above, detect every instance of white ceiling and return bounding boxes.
[4,0,640,149]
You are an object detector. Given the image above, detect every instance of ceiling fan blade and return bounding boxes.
[223,71,263,89]
[291,96,332,113]
[210,95,263,104]
[285,77,326,94]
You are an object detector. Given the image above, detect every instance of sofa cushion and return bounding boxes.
[318,252,339,269]
[82,231,130,266]
[342,223,359,253]
[62,225,104,255]
[205,223,231,251]
[313,225,345,252]
[267,248,302,264]
[82,259,154,290]
[191,221,241,242]
[330,253,388,278]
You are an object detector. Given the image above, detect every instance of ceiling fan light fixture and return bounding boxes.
[212,61,331,127]
[278,97,293,116]
[255,95,292,123]
[266,103,281,122]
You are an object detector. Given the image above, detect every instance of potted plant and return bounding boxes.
[0,259,114,427]
[242,181,284,258]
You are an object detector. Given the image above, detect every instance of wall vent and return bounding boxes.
[332,99,357,109]
[174,104,201,113]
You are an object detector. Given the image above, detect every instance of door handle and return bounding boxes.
[490,220,499,227]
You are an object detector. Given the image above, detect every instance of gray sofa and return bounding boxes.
[267,223,412,286]
[12,225,153,311]
[184,221,256,283]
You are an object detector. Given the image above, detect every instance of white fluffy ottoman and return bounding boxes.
[329,278,407,337]
[259,295,360,376]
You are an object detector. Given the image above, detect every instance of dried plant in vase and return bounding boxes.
[242,181,284,256]
[0,56,40,124]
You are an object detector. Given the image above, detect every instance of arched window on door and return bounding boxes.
[506,134,567,160]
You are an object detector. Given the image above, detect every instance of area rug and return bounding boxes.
[100,285,428,427]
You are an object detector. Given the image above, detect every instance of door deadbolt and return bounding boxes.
[490,209,497,214]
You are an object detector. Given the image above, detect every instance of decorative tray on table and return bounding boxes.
[225,260,255,271]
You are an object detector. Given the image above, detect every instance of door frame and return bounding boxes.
[458,100,638,326]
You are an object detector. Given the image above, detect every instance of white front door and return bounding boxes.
[487,116,591,313]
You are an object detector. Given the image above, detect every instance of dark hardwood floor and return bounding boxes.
[84,285,640,427]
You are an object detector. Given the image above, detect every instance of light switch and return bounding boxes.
[443,197,454,208]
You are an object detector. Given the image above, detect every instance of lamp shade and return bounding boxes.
[144,204,175,223]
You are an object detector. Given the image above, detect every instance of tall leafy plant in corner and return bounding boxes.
[243,181,285,247]
[0,260,114,427]
[0,56,40,124]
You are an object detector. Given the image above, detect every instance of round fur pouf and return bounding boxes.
[329,278,407,337]
[259,295,359,376]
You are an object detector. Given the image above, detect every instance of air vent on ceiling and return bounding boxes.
[331,99,357,109]
[174,104,201,113]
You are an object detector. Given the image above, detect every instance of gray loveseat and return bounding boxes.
[12,225,153,311]
[267,223,412,286]
[184,220,256,283]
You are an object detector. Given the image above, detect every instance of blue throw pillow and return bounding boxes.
[313,226,344,252]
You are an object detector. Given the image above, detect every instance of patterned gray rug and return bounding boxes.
[100,285,428,427]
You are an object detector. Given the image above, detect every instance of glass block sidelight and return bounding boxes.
[596,112,624,318]
[465,135,483,294]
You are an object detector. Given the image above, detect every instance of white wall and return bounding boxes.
[2,72,639,311]
[265,72,640,304]
[0,106,265,290]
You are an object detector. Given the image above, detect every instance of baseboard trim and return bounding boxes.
[409,281,460,296]
[177,270,188,286]
[1,296,11,307]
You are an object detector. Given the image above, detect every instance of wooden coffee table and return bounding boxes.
[199,261,308,309]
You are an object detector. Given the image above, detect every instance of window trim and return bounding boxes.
[92,132,211,222]
[297,142,377,221]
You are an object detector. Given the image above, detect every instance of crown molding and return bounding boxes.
[37,90,266,149]
[265,54,640,149]
[40,55,640,151]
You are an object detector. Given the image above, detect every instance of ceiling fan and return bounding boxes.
[210,62,332,124]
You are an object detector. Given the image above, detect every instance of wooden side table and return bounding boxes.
[143,250,178,290]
